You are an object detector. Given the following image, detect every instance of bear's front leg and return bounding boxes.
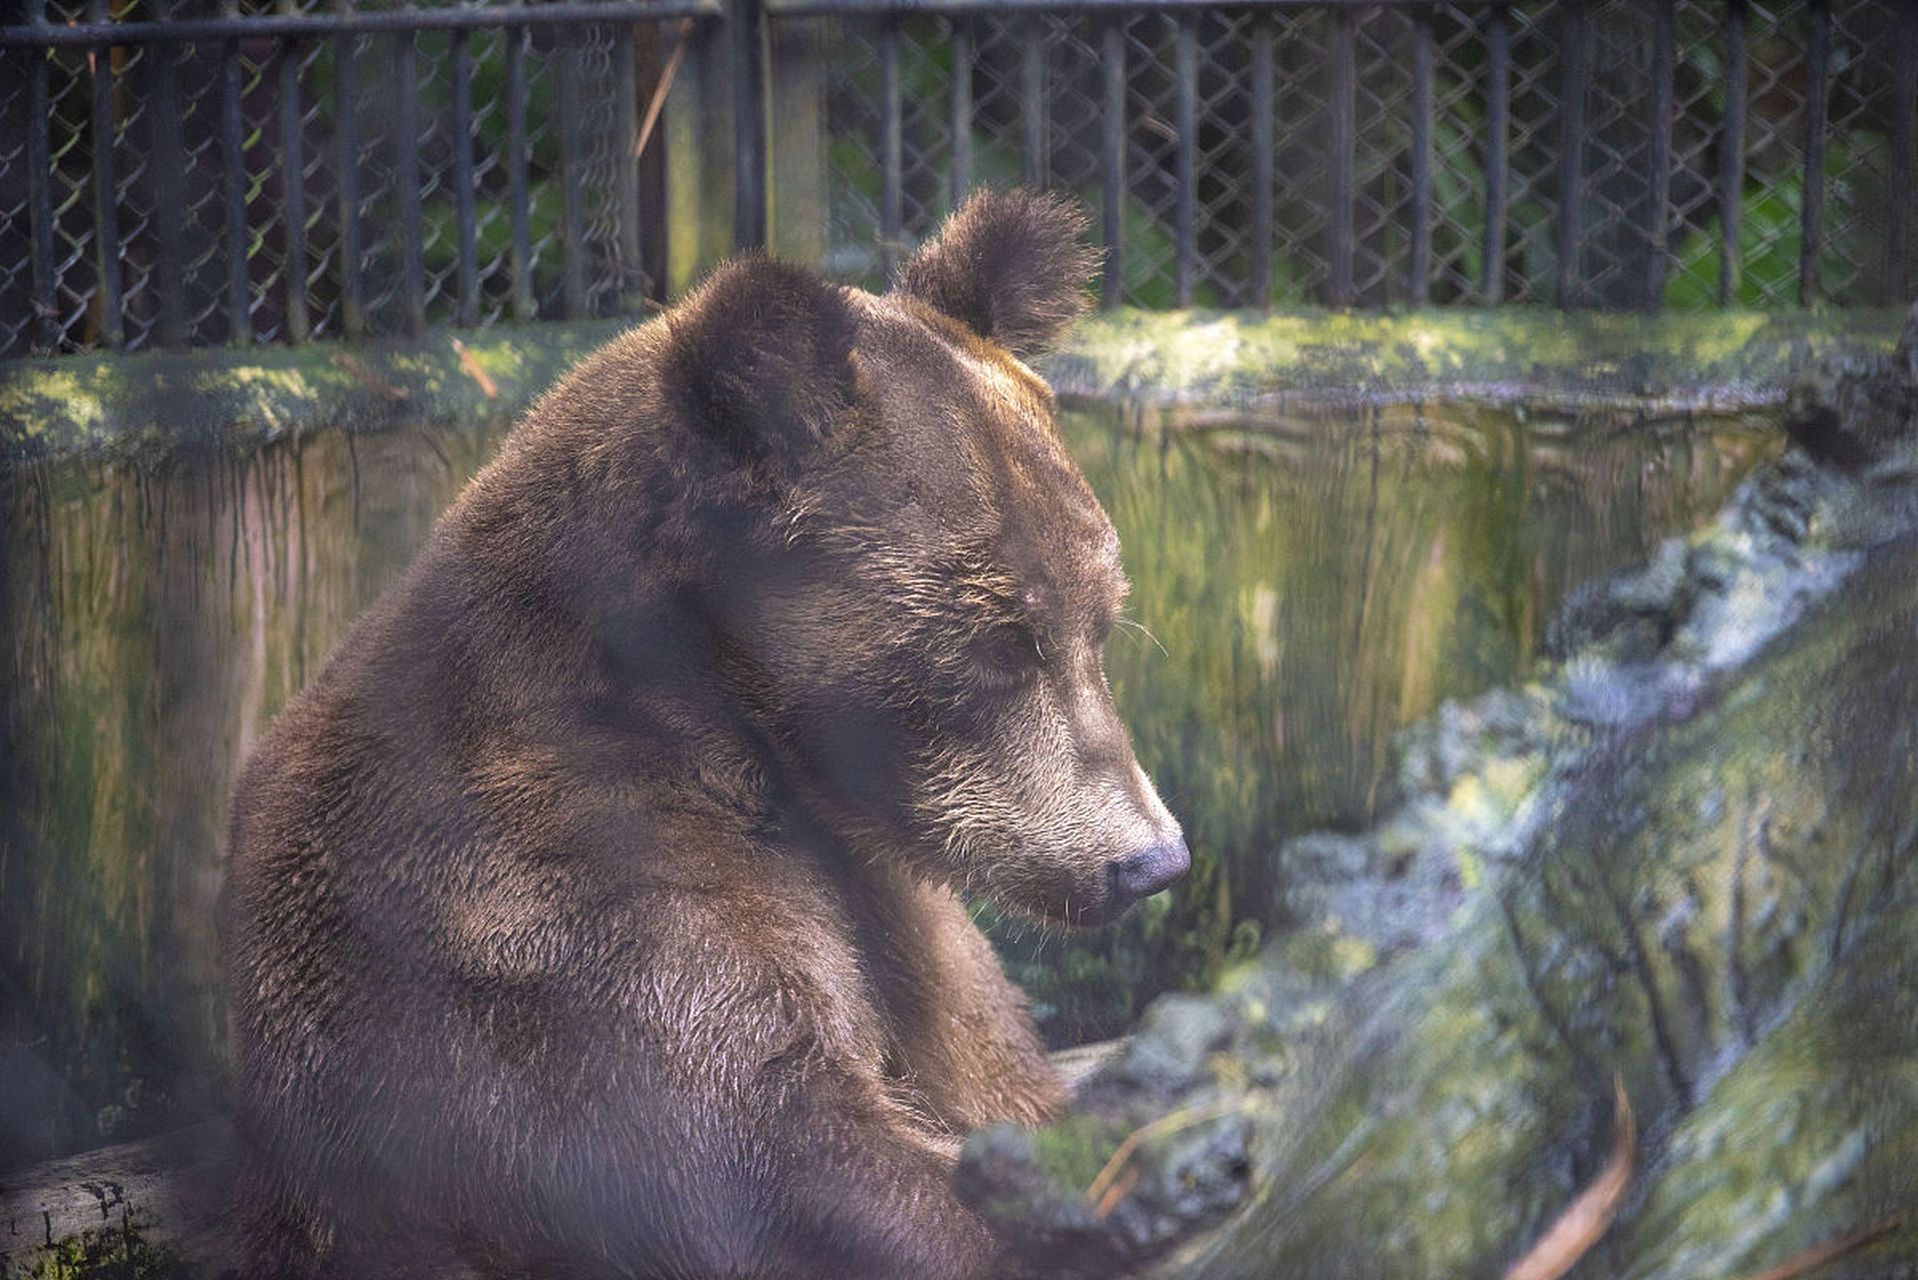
[448,883,1021,1280]
[840,869,1069,1133]
[512,1046,1009,1280]
[744,1065,1009,1279]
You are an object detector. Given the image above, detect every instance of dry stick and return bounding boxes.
[1503,1075,1636,1280]
[635,19,693,162]
[1734,1217,1906,1280]
[450,337,498,400]
[1092,1167,1141,1220]
[1083,1098,1251,1218]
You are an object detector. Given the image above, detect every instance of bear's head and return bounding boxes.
[652,190,1186,927]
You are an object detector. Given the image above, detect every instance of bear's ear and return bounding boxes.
[890,189,1099,361]
[660,253,859,472]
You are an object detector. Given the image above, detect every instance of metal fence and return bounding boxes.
[2,0,1915,360]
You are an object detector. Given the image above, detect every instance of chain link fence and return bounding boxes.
[3,0,1916,360]
[820,0,1916,309]
[1,0,673,357]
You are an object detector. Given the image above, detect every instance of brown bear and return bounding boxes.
[224,189,1188,1280]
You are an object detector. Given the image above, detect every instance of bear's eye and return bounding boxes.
[970,625,1040,688]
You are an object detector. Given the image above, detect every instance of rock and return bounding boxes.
[961,315,1918,1278]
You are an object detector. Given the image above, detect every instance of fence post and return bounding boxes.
[279,0,311,341]
[152,0,190,346]
[25,0,58,352]
[614,22,646,312]
[664,17,736,294]
[222,0,252,345]
[1328,7,1355,308]
[1480,3,1509,305]
[879,13,903,272]
[730,0,768,250]
[1022,21,1047,189]
[1407,5,1433,306]
[1554,0,1586,309]
[450,25,479,326]
[89,0,125,349]
[334,0,366,337]
[1798,0,1828,307]
[1102,16,1128,308]
[505,17,536,321]
[394,23,426,334]
[1174,15,1197,306]
[1887,2,1915,305]
[1645,0,1673,311]
[556,25,588,317]
[950,18,973,205]
[1717,0,1747,307]
[766,18,829,272]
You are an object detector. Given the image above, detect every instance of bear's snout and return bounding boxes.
[1106,836,1191,912]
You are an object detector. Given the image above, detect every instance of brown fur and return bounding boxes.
[226,190,1183,1280]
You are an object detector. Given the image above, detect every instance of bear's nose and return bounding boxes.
[1108,838,1191,909]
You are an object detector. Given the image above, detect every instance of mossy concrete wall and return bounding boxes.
[0,322,629,462]
[1049,308,1912,411]
[3,309,1911,462]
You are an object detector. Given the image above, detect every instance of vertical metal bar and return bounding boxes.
[1021,21,1046,189]
[506,23,535,321]
[1481,4,1510,303]
[1718,0,1746,306]
[222,0,251,345]
[26,0,57,351]
[1645,0,1673,310]
[1408,6,1434,305]
[1555,0,1585,308]
[451,27,478,326]
[394,30,424,335]
[1887,3,1916,303]
[557,28,587,318]
[1175,14,1198,307]
[335,0,365,338]
[279,28,310,342]
[152,0,189,346]
[880,14,903,271]
[1329,7,1355,308]
[1101,17,1126,308]
[1799,0,1828,307]
[949,18,973,203]
[1247,15,1274,308]
[730,0,768,249]
[89,0,124,348]
[613,22,642,311]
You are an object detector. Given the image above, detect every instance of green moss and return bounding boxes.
[1028,1112,1131,1192]
[22,1212,195,1280]
[1050,307,1909,411]
[0,322,632,462]
[6,310,1907,461]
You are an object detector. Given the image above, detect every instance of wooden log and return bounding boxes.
[0,1119,235,1275]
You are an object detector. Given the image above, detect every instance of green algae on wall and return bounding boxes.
[0,323,630,461]
[4,309,1913,461]
[1048,308,1913,412]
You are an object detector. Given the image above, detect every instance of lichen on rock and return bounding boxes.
[961,317,1918,1279]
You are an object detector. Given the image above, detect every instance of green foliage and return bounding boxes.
[22,1213,193,1280]
[1664,185,1802,310]
[1665,131,1900,310]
